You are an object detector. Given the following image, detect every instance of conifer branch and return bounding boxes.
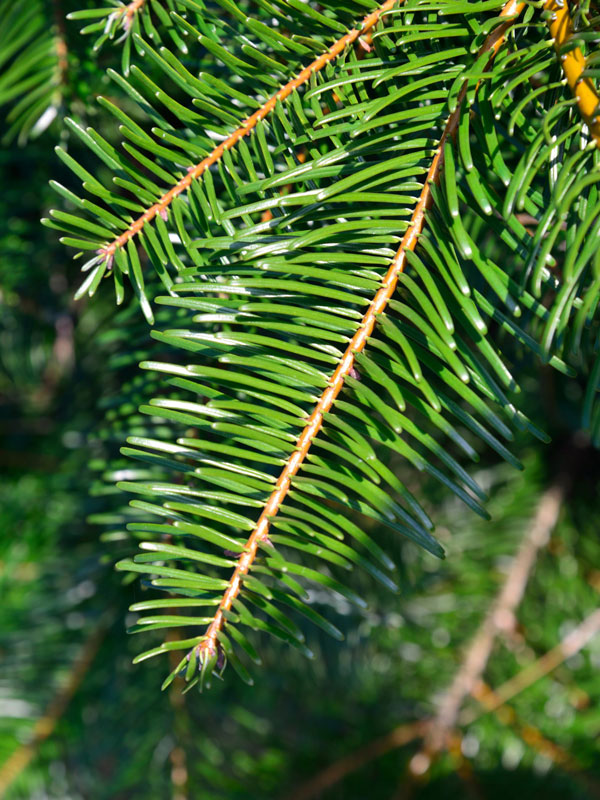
[545,0,600,145]
[98,0,399,261]
[194,0,526,663]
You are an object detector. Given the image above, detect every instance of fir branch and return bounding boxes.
[193,0,526,664]
[545,0,600,145]
[97,0,399,262]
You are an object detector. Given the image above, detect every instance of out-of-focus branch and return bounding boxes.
[424,478,567,752]
[167,629,189,800]
[471,681,578,769]
[289,463,584,799]
[470,679,600,798]
[288,600,599,800]
[463,608,600,723]
[286,721,429,800]
[0,617,109,798]
[32,313,75,410]
[288,604,599,800]
[51,0,68,85]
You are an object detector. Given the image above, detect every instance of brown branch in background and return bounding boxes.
[392,732,484,800]
[472,681,580,770]
[0,449,60,472]
[32,314,75,411]
[470,680,600,798]
[0,618,109,799]
[289,605,599,800]
[169,743,188,800]
[425,478,567,752]
[464,608,600,723]
[287,722,429,800]
[166,629,189,800]
[194,0,525,664]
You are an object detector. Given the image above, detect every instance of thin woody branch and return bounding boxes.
[99,0,398,261]
[545,0,600,145]
[464,608,600,722]
[424,477,566,752]
[194,0,525,662]
[289,573,597,800]
[166,630,190,800]
[468,680,600,796]
[472,681,581,770]
[0,617,109,798]
[51,0,68,84]
[287,721,429,800]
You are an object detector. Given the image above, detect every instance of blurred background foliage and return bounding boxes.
[1,1,599,799]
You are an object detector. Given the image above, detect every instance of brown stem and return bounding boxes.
[167,641,189,800]
[545,0,600,145]
[0,618,109,798]
[464,607,600,722]
[118,0,146,30]
[51,0,68,84]
[425,477,567,751]
[287,721,429,800]
[288,603,599,800]
[195,0,525,661]
[473,681,578,769]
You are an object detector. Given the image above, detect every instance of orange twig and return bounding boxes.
[118,0,146,30]
[195,0,525,661]
[545,0,600,144]
[99,0,398,260]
